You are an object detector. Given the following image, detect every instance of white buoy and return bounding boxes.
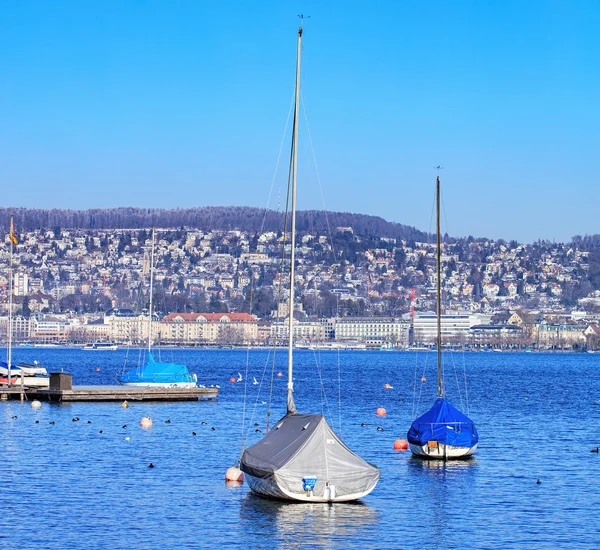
[31,400,42,409]
[225,466,244,483]
[121,400,129,408]
[140,416,152,428]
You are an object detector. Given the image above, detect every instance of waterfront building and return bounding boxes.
[333,317,410,347]
[537,321,585,349]
[413,312,491,344]
[269,319,326,343]
[161,312,258,345]
[469,324,524,347]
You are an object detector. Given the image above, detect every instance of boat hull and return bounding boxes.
[409,442,477,460]
[245,473,377,503]
[119,382,197,389]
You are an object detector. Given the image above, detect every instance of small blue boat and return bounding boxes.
[119,352,197,388]
[408,397,478,458]
[119,228,197,389]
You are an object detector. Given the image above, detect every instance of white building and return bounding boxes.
[13,272,28,296]
[413,312,492,344]
[333,317,410,347]
[270,320,326,342]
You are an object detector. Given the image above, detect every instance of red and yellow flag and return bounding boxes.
[9,217,18,246]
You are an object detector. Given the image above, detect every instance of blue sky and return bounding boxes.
[0,1,598,243]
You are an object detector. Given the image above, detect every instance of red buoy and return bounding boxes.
[376,407,387,416]
[421,376,427,382]
[96,367,101,372]
[394,439,409,451]
[229,377,236,383]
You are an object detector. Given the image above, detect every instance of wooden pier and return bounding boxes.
[1,372,218,402]
[0,386,27,402]
[30,385,218,403]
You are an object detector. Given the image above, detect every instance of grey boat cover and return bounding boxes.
[240,413,380,499]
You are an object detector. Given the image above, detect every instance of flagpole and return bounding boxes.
[7,215,14,386]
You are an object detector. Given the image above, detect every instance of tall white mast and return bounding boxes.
[7,215,14,385]
[286,22,303,415]
[148,228,155,354]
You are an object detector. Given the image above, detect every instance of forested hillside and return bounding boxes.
[0,206,429,242]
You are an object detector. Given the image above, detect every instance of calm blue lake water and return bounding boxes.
[2,348,600,548]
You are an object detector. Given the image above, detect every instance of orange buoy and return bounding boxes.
[96,367,101,372]
[140,416,153,429]
[394,439,409,451]
[421,376,427,382]
[384,383,392,389]
[376,407,387,416]
[229,377,236,383]
[225,466,244,483]
[277,372,283,377]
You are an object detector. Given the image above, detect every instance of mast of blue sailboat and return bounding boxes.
[436,175,442,398]
[286,22,303,415]
[7,215,15,386]
[148,227,155,356]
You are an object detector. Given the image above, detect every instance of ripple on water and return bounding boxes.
[1,349,600,548]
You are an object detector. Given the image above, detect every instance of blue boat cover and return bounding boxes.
[407,397,478,448]
[119,352,196,385]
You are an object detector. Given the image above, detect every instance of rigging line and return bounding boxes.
[265,108,296,431]
[411,349,419,419]
[239,345,251,460]
[259,89,296,234]
[417,349,429,413]
[311,348,334,424]
[238,103,294,452]
[462,346,471,416]
[450,348,464,411]
[243,88,294,318]
[120,344,131,378]
[440,188,451,247]
[242,347,274,452]
[337,348,342,436]
[300,92,338,264]
[265,338,279,433]
[301,92,346,429]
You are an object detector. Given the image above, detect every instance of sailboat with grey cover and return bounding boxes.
[239,22,380,502]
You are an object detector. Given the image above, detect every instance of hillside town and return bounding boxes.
[2,225,600,351]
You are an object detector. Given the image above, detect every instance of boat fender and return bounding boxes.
[302,476,318,493]
[140,417,152,428]
[225,466,244,483]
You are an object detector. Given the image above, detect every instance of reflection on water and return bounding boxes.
[240,493,379,546]
[3,349,600,548]
[405,456,479,546]
[408,456,478,471]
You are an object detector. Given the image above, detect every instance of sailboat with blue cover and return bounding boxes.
[407,175,478,459]
[119,229,197,389]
